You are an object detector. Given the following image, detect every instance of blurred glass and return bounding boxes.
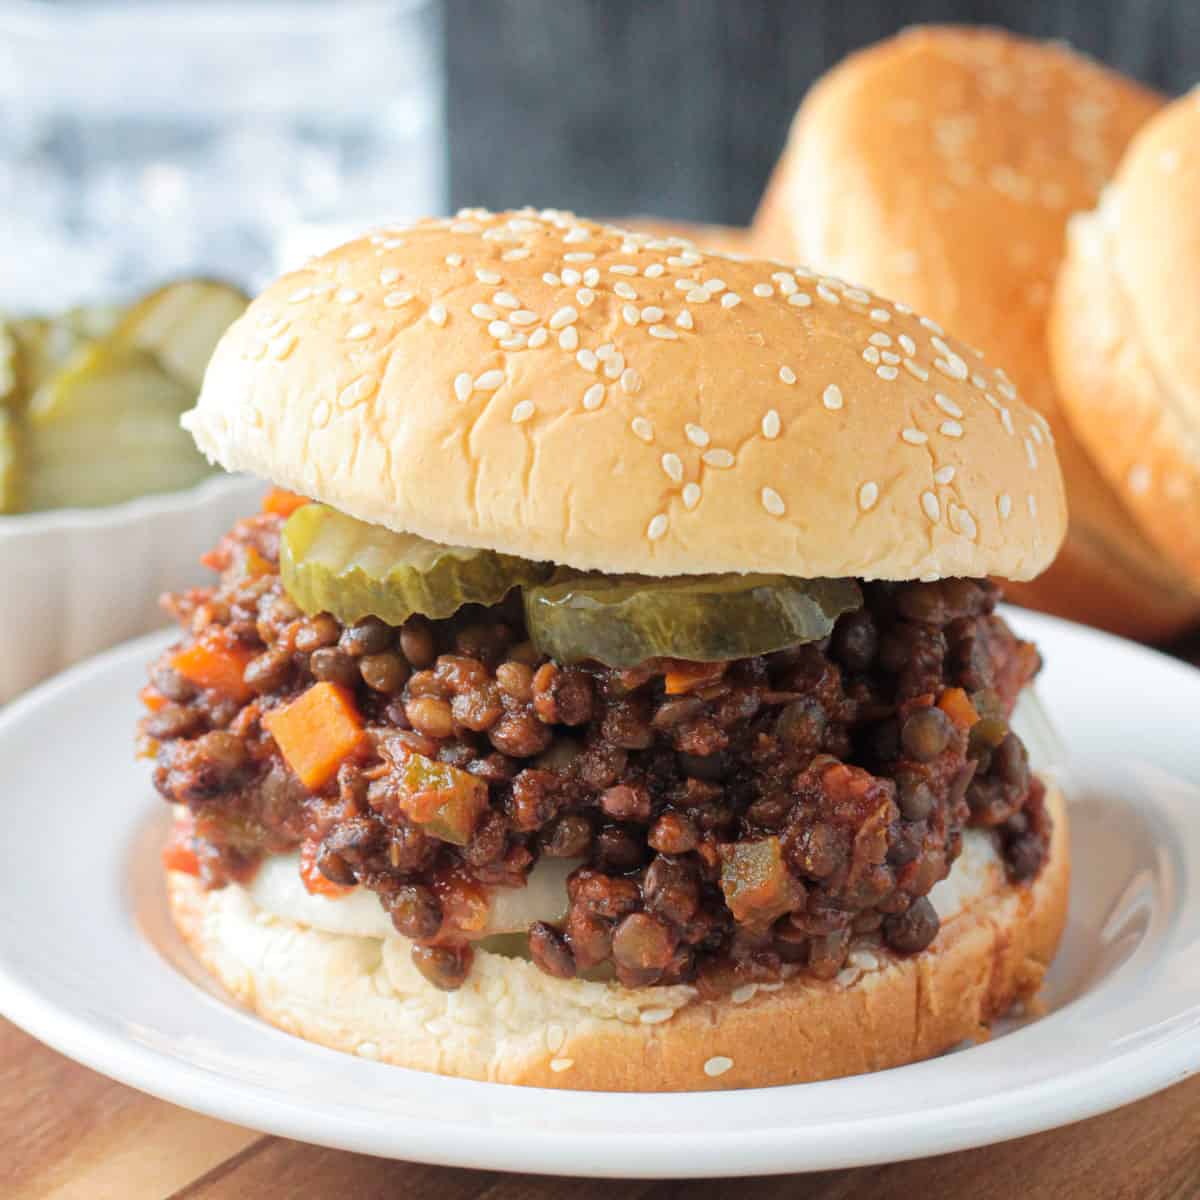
[0,0,445,309]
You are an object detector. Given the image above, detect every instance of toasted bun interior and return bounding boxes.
[166,783,1067,1092]
[185,209,1066,582]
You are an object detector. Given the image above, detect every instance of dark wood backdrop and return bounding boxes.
[445,0,1200,223]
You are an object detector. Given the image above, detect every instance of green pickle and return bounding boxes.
[525,573,862,667]
[394,752,488,845]
[281,503,553,626]
[0,409,21,513]
[113,279,248,391]
[23,343,213,511]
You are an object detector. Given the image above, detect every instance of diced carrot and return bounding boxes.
[938,686,980,730]
[140,684,168,713]
[162,815,200,876]
[171,628,257,703]
[263,682,366,792]
[663,660,727,695]
[262,488,309,518]
[299,837,353,898]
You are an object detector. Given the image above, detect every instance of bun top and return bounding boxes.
[185,209,1065,581]
[1096,89,1200,421]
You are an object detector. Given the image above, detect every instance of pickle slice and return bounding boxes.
[525,573,862,667]
[281,503,552,625]
[113,279,248,391]
[10,307,122,401]
[0,408,21,513]
[23,343,213,511]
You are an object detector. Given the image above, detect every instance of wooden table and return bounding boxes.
[7,635,1200,1199]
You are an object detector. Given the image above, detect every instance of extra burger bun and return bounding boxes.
[166,782,1068,1091]
[754,26,1200,639]
[185,209,1065,583]
[1051,91,1200,591]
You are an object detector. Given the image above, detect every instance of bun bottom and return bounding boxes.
[166,785,1068,1091]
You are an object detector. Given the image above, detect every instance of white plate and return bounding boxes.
[1,610,1199,1178]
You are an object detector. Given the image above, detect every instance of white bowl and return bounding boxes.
[0,473,265,702]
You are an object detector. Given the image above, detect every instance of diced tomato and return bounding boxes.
[162,815,200,876]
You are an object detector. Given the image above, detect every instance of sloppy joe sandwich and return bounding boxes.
[140,209,1070,1091]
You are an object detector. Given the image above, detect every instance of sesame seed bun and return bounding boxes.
[754,26,1200,637]
[185,209,1065,582]
[1050,91,1200,591]
[164,781,1068,1091]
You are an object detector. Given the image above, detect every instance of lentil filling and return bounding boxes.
[141,512,1051,993]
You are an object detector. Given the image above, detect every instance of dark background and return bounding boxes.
[445,0,1200,224]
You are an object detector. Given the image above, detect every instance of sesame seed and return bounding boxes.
[380,267,402,285]
[1128,464,1151,494]
[761,487,785,516]
[488,320,513,339]
[511,400,535,423]
[934,393,964,418]
[644,262,665,278]
[920,315,945,335]
[881,351,900,365]
[951,505,978,540]
[869,308,891,323]
[583,383,605,410]
[563,251,594,263]
[499,336,526,350]
[1000,408,1015,436]
[604,353,625,380]
[543,272,560,286]
[336,287,361,304]
[684,424,710,448]
[779,366,797,385]
[787,292,813,308]
[901,428,928,445]
[1028,495,1038,519]
[869,332,893,348]
[509,309,538,326]
[704,278,727,295]
[614,281,638,301]
[863,346,881,365]
[762,409,781,439]
[631,416,653,441]
[877,365,899,380]
[858,481,879,511]
[621,304,640,326]
[999,493,1013,520]
[675,309,694,330]
[288,287,313,304]
[471,303,498,321]
[611,263,638,275]
[527,327,548,348]
[817,284,840,304]
[475,369,504,391]
[899,334,917,356]
[453,372,472,401]
[686,288,709,303]
[563,226,589,243]
[576,287,596,307]
[647,514,669,541]
[682,482,702,510]
[549,1058,575,1073]
[344,322,374,341]
[676,278,701,292]
[445,254,464,267]
[661,452,683,482]
[1030,424,1044,446]
[704,1056,734,1078]
[1025,439,1038,469]
[492,291,519,309]
[561,268,581,286]
[648,324,678,340]
[338,375,378,407]
[576,349,599,372]
[772,272,797,295]
[502,247,531,262]
[904,359,930,381]
[703,449,734,468]
[934,465,956,485]
[549,306,578,329]
[940,420,964,438]
[428,302,448,327]
[583,267,600,287]
[921,491,941,522]
[720,292,742,308]
[639,1007,676,1026]
[621,368,642,394]
[475,268,501,285]
[559,327,580,351]
[753,283,774,297]
[823,384,844,410]
[972,373,989,390]
[844,287,871,304]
